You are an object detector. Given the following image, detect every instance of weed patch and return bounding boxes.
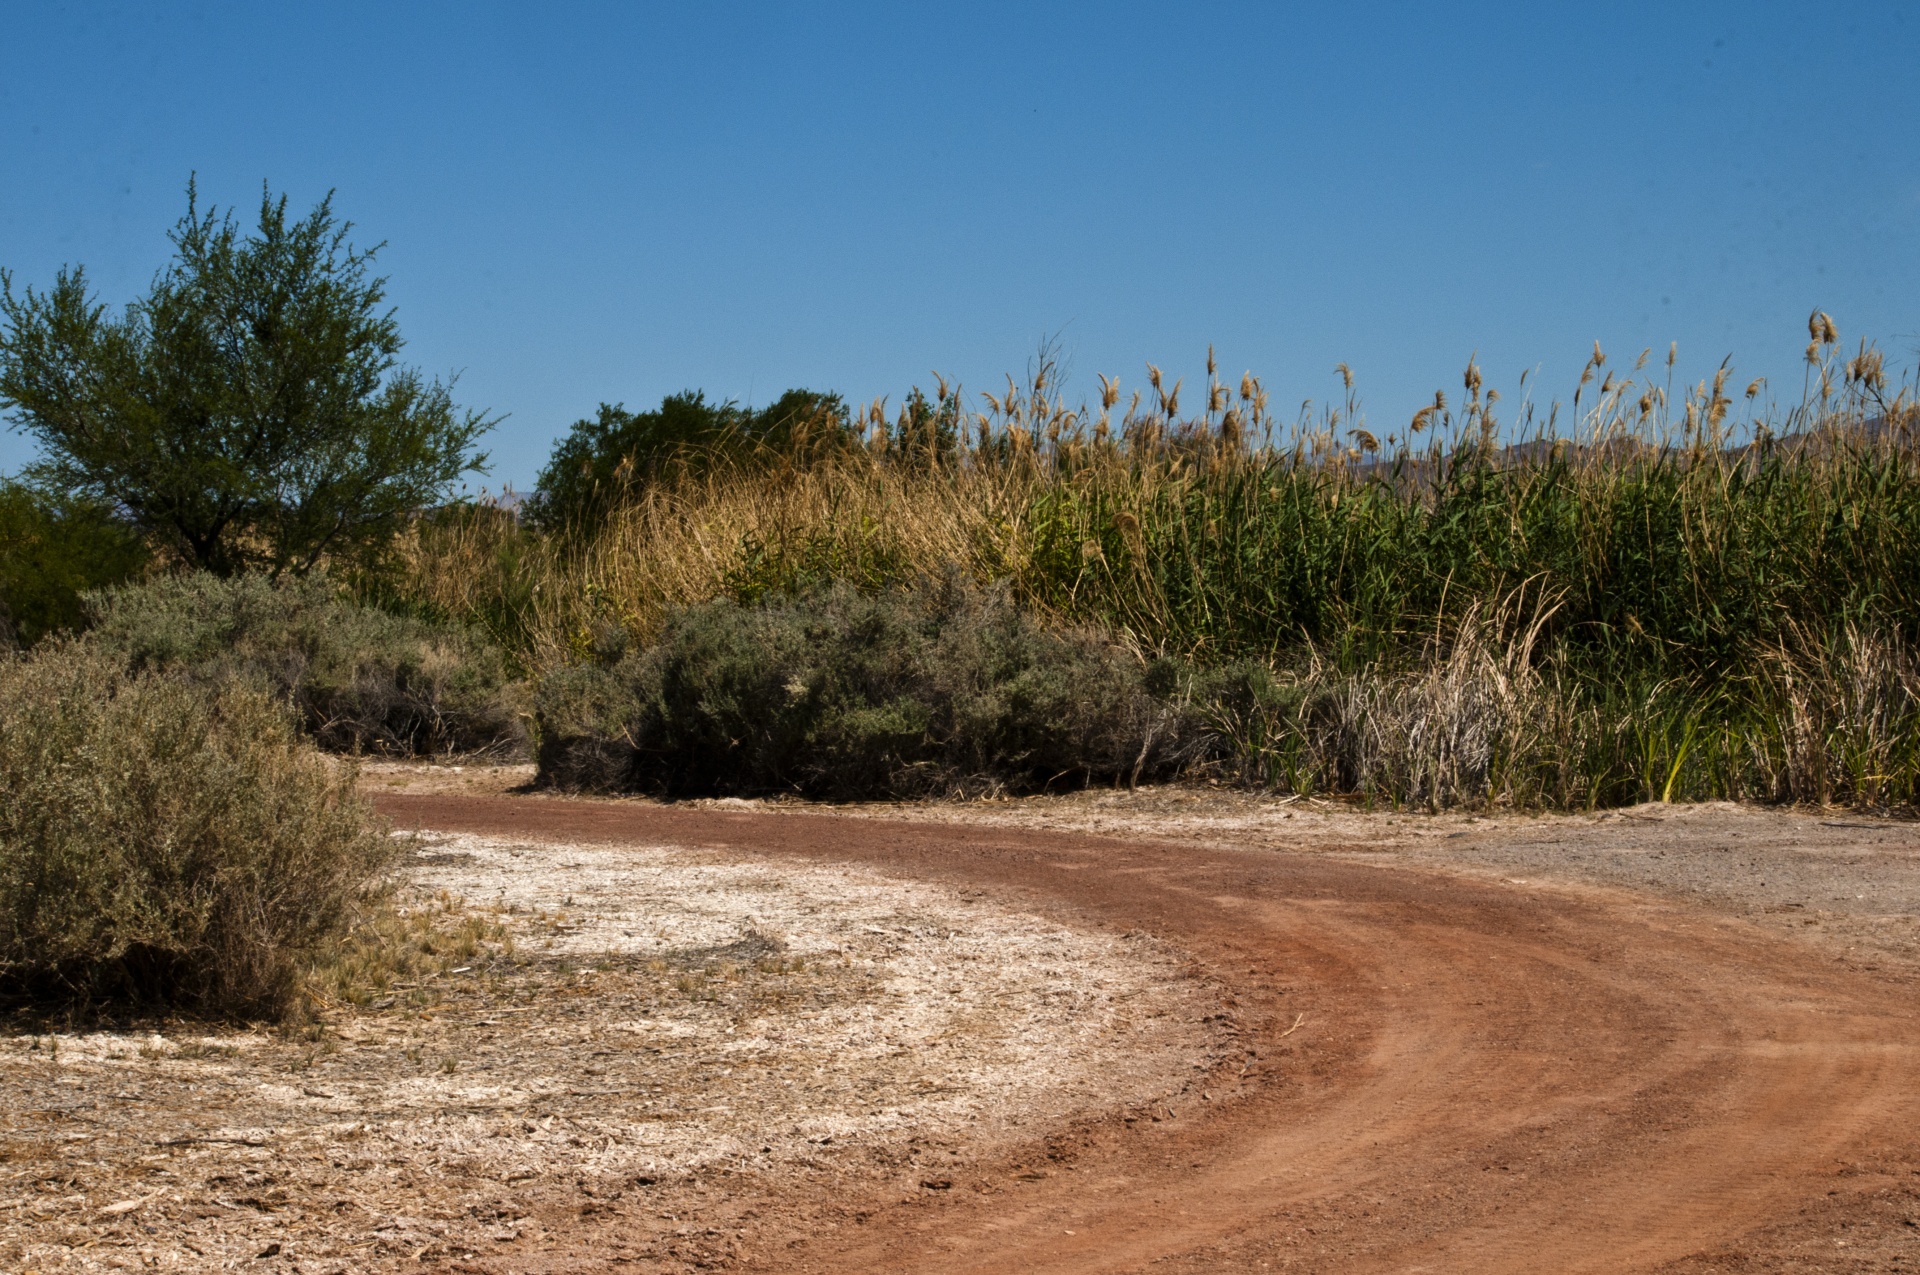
[293,326,1920,808]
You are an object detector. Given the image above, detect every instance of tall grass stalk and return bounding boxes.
[385,326,1920,808]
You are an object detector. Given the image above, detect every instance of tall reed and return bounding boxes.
[382,321,1920,808]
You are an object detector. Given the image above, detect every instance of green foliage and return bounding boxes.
[889,384,964,469]
[528,388,849,534]
[1020,438,1920,682]
[378,328,1920,809]
[0,180,493,576]
[0,480,148,646]
[1184,620,1920,812]
[535,577,1197,798]
[360,498,547,658]
[0,642,394,1016]
[85,572,526,757]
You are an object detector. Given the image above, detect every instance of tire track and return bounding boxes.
[374,794,1920,1272]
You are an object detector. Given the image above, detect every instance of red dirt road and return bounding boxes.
[375,793,1920,1273]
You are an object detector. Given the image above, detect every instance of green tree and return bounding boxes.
[0,181,493,576]
[0,480,149,647]
[529,387,847,534]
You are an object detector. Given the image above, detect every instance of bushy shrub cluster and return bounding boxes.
[85,572,525,757]
[536,578,1200,798]
[0,643,394,1015]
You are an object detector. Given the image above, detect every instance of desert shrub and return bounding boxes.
[84,572,525,756]
[0,642,394,1016]
[0,480,149,647]
[536,578,1198,798]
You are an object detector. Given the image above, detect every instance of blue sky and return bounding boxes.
[2,2,1915,491]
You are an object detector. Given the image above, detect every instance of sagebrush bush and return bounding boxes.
[0,643,395,1015]
[536,577,1199,798]
[85,572,526,756]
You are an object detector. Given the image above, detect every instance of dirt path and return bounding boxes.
[375,793,1920,1273]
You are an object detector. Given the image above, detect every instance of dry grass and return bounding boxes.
[307,890,513,1013]
[381,321,1920,809]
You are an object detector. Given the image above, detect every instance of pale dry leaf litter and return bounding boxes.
[0,832,1217,1271]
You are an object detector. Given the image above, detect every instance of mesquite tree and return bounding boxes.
[0,181,493,575]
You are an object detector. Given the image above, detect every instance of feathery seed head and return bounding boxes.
[1846,344,1886,393]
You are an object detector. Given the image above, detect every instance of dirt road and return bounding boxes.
[375,793,1920,1273]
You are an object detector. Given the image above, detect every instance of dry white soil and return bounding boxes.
[0,831,1216,1272]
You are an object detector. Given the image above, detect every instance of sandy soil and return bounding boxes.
[8,766,1920,1272]
[0,822,1218,1272]
[354,764,1920,971]
[825,786,1920,971]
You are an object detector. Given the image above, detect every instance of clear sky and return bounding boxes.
[2,2,1915,491]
